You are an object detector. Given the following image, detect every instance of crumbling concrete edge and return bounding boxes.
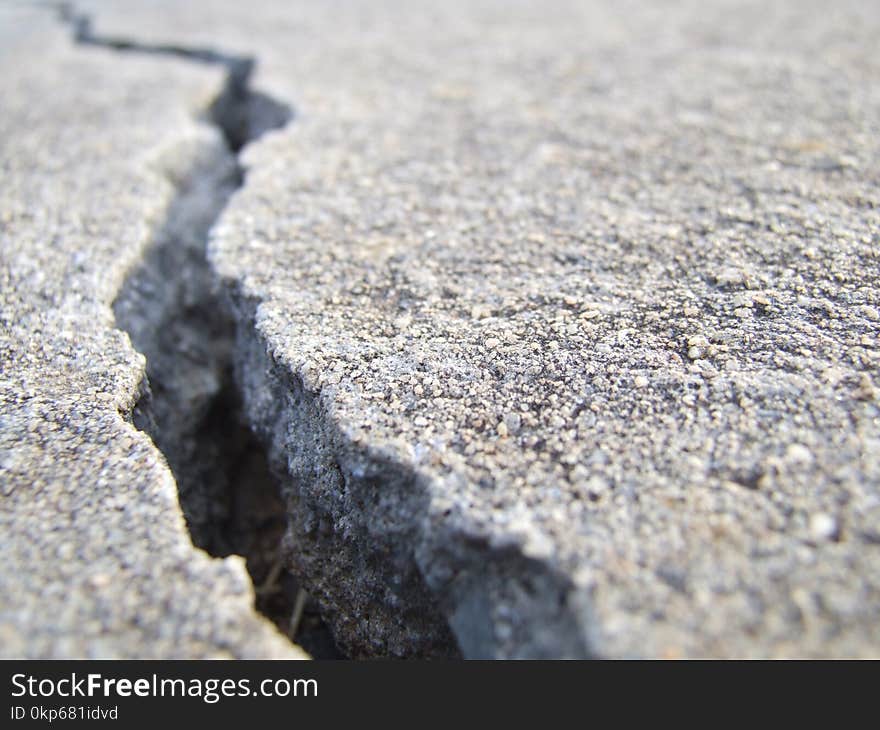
[46,1,309,659]
[216,282,600,658]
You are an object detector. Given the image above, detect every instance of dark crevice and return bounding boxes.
[54,3,340,657]
[48,2,568,660]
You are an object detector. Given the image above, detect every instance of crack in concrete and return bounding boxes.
[56,1,290,151]
[49,0,469,660]
[51,1,341,658]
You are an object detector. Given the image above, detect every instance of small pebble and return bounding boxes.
[687,334,709,360]
[503,412,522,434]
[809,513,838,542]
[785,443,814,465]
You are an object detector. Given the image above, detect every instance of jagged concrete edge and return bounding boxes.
[116,133,308,658]
[47,3,309,659]
[213,275,599,658]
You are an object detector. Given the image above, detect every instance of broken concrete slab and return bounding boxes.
[82,0,880,658]
[7,0,880,658]
[0,5,306,658]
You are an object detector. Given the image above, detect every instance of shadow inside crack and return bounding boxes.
[54,2,339,657]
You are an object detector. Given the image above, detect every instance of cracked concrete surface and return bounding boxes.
[0,4,305,658]
[2,0,879,658]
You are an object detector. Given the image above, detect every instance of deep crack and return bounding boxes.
[55,2,340,658]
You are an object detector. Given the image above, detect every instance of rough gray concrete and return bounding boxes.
[4,0,880,658]
[0,5,306,658]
